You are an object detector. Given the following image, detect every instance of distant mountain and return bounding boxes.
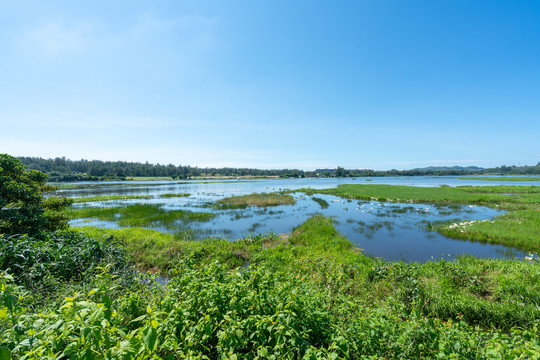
[410,166,484,172]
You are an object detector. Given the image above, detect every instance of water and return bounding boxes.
[58,176,534,262]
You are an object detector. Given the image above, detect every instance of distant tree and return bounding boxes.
[335,166,348,177]
[0,154,73,236]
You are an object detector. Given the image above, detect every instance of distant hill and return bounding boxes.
[411,166,484,172]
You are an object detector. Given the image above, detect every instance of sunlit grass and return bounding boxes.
[298,184,540,208]
[77,214,539,332]
[437,209,540,252]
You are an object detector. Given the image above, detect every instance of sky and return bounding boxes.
[1,1,539,170]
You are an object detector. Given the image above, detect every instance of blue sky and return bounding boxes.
[1,1,539,170]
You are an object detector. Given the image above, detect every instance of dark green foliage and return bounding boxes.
[0,154,72,236]
[2,257,539,359]
[0,231,134,302]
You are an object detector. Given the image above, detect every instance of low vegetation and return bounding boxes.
[3,216,540,359]
[215,192,296,209]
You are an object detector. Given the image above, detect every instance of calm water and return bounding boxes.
[58,176,537,262]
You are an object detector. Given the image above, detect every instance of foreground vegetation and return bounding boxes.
[298,184,540,253]
[2,216,540,359]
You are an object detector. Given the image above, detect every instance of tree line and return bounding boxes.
[16,156,540,182]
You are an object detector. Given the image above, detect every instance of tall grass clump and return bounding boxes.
[0,230,135,307]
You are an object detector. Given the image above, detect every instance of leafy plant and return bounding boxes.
[0,154,72,236]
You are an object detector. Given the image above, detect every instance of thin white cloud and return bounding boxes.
[18,12,219,58]
[21,21,96,56]
[1,109,210,131]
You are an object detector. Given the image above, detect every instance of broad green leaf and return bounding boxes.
[0,347,11,360]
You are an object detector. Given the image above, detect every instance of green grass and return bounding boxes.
[297,184,540,252]
[67,203,214,229]
[437,209,540,252]
[298,184,540,208]
[215,192,296,209]
[78,215,539,332]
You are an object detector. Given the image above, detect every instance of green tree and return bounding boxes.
[0,154,72,236]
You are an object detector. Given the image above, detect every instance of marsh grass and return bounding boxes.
[67,203,214,230]
[82,215,539,330]
[215,192,295,208]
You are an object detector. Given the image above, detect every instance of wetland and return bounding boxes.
[3,153,540,359]
[60,176,539,262]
